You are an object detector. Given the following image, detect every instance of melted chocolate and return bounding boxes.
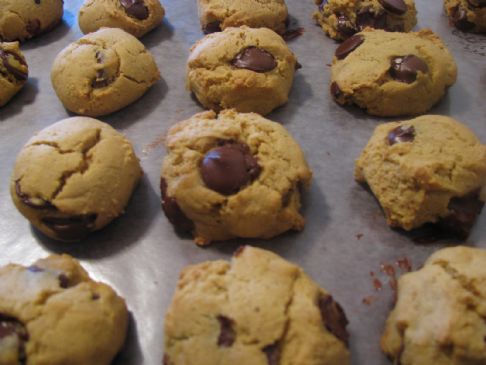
[160,178,194,232]
[318,294,349,345]
[231,47,277,73]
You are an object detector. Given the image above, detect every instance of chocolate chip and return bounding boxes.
[451,6,475,31]
[467,0,486,7]
[203,21,221,34]
[387,125,415,145]
[440,191,484,239]
[390,55,428,84]
[217,315,236,347]
[91,293,100,300]
[160,178,194,232]
[34,0,41,4]
[15,180,54,209]
[318,294,349,345]
[282,27,305,42]
[295,61,302,70]
[379,0,407,15]
[92,51,113,89]
[336,14,356,37]
[0,314,28,364]
[163,354,172,365]
[330,81,342,100]
[356,8,387,31]
[231,47,277,73]
[200,142,261,195]
[0,49,28,81]
[26,19,41,36]
[335,34,364,60]
[262,343,280,365]
[58,274,69,288]
[234,245,247,257]
[119,0,149,20]
[41,214,97,241]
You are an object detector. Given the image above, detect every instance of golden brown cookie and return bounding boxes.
[444,0,486,33]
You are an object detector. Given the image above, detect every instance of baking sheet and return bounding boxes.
[1,1,485,364]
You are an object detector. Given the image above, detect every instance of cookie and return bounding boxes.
[164,246,350,365]
[197,0,288,34]
[314,0,417,41]
[0,42,28,107]
[330,29,457,117]
[0,254,128,365]
[355,115,486,238]
[51,27,160,117]
[382,246,486,365]
[0,0,63,42]
[10,117,142,242]
[160,109,312,245]
[79,0,165,38]
[444,0,486,33]
[187,26,299,116]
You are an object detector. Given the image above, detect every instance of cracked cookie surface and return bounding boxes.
[382,246,486,365]
[187,26,298,116]
[0,0,63,42]
[197,0,288,34]
[0,254,128,365]
[355,115,486,237]
[160,109,312,245]
[164,246,350,365]
[330,28,457,117]
[79,0,165,38]
[0,42,28,107]
[444,0,486,33]
[313,0,417,41]
[10,116,142,241]
[51,27,160,117]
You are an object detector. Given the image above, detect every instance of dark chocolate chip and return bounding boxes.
[379,0,407,15]
[200,142,261,195]
[203,21,221,34]
[330,81,342,100]
[0,49,28,81]
[467,0,486,8]
[335,34,364,60]
[262,343,280,365]
[160,178,194,232]
[451,6,475,31]
[34,0,41,4]
[318,294,349,345]
[92,293,100,300]
[41,214,97,241]
[58,274,69,288]
[387,125,415,145]
[356,8,387,31]
[295,61,302,70]
[440,191,484,239]
[15,180,54,209]
[390,55,428,84]
[119,0,149,20]
[217,315,236,347]
[26,19,41,36]
[336,14,356,37]
[231,47,277,73]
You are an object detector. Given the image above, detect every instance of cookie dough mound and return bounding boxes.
[330,29,457,117]
[79,0,165,38]
[355,115,486,238]
[160,110,312,245]
[0,42,28,107]
[164,246,350,365]
[0,0,63,42]
[444,0,486,33]
[314,0,417,41]
[0,254,128,365]
[198,0,288,34]
[187,26,298,116]
[51,27,160,117]
[382,246,486,365]
[10,117,143,242]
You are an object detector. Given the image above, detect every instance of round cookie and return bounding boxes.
[0,254,128,365]
[0,0,63,42]
[355,115,486,238]
[187,26,299,116]
[382,246,486,365]
[330,28,457,117]
[160,109,312,245]
[164,246,350,365]
[0,42,28,107]
[444,0,486,33]
[51,27,160,117]
[197,0,288,34]
[10,117,143,242]
[314,0,417,41]
[79,0,165,38]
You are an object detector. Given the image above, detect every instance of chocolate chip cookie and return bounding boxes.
[382,246,486,365]
[0,0,64,42]
[355,115,486,238]
[10,117,142,241]
[444,0,486,33]
[187,26,299,116]
[79,0,165,38]
[0,42,28,107]
[164,246,350,365]
[197,0,288,34]
[314,0,417,41]
[160,109,312,245]
[51,27,160,117]
[330,29,457,117]
[0,254,128,365]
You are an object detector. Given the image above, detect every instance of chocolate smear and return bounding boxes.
[318,294,349,345]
